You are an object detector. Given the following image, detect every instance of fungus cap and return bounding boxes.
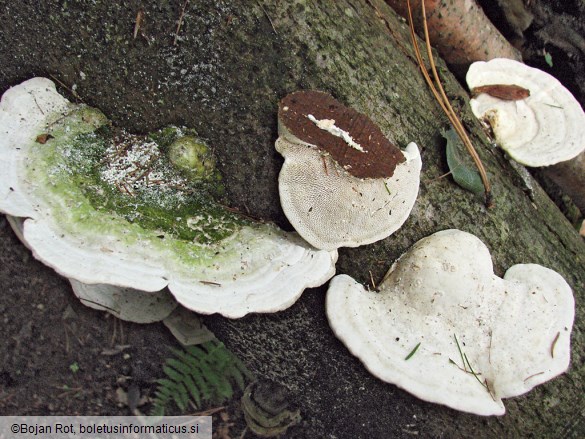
[467,58,585,166]
[276,91,422,250]
[6,214,178,324]
[69,280,178,324]
[0,78,337,318]
[326,229,574,416]
[278,91,406,179]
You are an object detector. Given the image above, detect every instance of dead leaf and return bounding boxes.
[35,134,54,144]
[133,9,144,39]
[472,84,530,101]
[443,128,484,195]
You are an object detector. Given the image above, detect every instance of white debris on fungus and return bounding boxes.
[307,114,366,152]
[99,131,191,208]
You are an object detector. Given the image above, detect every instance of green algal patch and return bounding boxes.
[27,105,251,249]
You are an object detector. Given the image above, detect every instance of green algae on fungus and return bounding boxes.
[167,135,218,181]
[0,78,338,318]
[39,110,240,244]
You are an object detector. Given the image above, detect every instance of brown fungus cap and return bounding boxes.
[278,90,405,179]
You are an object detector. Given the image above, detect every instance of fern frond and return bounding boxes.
[150,340,253,415]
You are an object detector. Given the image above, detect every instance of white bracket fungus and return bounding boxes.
[326,229,574,416]
[7,214,178,324]
[276,91,422,250]
[69,280,178,324]
[162,307,216,346]
[0,78,337,318]
[467,58,585,167]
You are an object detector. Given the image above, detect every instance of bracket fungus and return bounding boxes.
[7,214,179,325]
[69,280,178,324]
[326,229,574,416]
[467,58,585,167]
[0,78,337,318]
[276,91,422,250]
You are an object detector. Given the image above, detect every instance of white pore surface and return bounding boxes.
[467,58,585,166]
[276,138,421,250]
[0,78,338,318]
[326,229,574,416]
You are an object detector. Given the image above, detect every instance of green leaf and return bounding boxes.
[443,128,484,195]
[163,365,184,382]
[227,363,246,391]
[181,374,202,408]
[172,382,189,410]
[544,51,553,68]
[69,362,80,373]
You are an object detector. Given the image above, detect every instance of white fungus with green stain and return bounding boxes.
[0,77,337,318]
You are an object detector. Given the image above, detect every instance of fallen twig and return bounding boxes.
[174,0,190,46]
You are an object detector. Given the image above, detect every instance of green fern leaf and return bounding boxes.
[166,357,193,376]
[186,344,208,360]
[150,340,253,415]
[163,364,184,382]
[172,382,190,411]
[217,377,234,400]
[181,374,202,408]
[227,363,246,390]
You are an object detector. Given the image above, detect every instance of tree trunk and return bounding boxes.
[0,0,583,436]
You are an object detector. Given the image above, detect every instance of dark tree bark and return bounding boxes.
[0,1,584,437]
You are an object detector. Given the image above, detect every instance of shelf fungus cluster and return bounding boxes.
[276,91,422,250]
[0,78,337,319]
[467,58,585,167]
[326,229,574,416]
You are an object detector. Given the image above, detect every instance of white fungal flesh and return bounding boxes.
[8,214,178,325]
[467,58,585,166]
[307,114,366,152]
[326,229,574,416]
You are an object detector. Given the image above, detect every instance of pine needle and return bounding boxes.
[406,0,493,207]
[405,342,421,360]
[550,331,560,358]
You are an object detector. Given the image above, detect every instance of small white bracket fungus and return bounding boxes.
[162,307,216,346]
[8,214,178,324]
[69,280,178,324]
[276,91,422,250]
[0,78,337,318]
[467,58,585,167]
[326,229,574,416]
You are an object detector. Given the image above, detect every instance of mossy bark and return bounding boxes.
[1,0,584,437]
